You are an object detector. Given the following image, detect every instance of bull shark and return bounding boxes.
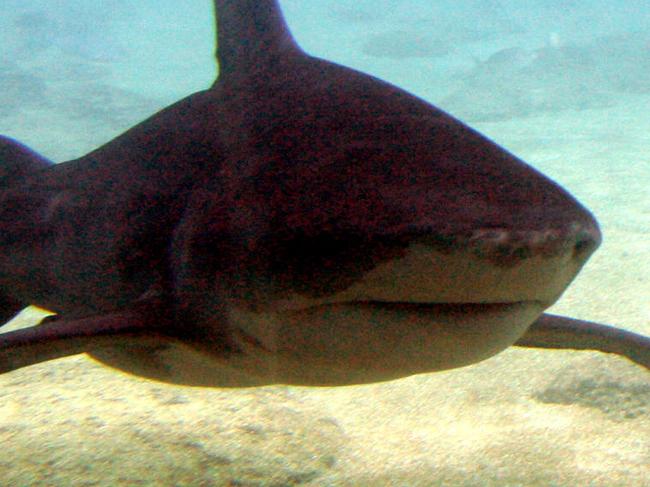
[0,0,648,386]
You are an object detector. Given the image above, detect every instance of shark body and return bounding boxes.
[0,0,648,386]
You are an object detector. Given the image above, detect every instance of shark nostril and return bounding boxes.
[572,224,602,261]
[573,220,602,261]
[574,236,591,255]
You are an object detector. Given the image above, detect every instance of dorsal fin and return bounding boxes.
[214,0,300,77]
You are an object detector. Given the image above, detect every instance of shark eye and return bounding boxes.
[268,233,408,298]
[274,234,364,294]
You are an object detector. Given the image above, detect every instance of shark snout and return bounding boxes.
[280,206,602,311]
[465,219,601,268]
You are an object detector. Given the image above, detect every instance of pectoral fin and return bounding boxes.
[515,313,650,370]
[0,300,169,374]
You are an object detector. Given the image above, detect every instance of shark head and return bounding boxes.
[128,0,600,386]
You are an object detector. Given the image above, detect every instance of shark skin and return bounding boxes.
[0,0,648,386]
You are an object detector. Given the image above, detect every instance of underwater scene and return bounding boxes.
[0,0,649,485]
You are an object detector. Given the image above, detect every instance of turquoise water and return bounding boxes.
[0,1,648,485]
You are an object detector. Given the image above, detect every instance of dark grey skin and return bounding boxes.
[0,1,648,386]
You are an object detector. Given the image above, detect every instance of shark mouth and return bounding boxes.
[225,297,547,386]
[219,239,596,385]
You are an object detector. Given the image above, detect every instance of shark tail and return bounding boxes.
[0,136,53,189]
[0,136,53,325]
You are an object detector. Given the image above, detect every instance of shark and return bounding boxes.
[0,0,648,386]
